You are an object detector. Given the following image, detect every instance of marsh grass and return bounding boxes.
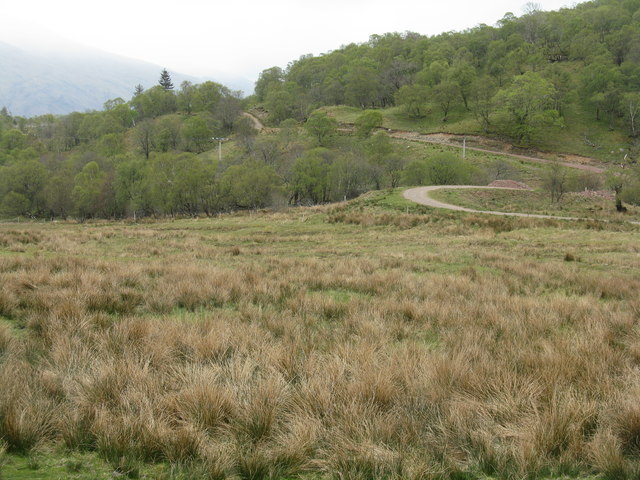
[0,201,638,478]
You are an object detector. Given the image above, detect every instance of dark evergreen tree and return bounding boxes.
[159,69,174,91]
[134,84,144,96]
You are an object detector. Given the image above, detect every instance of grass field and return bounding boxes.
[1,192,640,479]
[429,188,640,223]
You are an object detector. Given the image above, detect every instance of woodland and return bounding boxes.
[0,0,639,218]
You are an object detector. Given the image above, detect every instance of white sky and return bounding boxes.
[1,0,578,85]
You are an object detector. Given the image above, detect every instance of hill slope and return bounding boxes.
[0,41,198,117]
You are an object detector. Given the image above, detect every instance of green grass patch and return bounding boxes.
[430,188,640,222]
[0,450,164,480]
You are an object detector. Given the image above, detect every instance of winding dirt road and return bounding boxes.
[403,186,640,225]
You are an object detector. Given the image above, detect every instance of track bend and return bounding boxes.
[403,186,640,225]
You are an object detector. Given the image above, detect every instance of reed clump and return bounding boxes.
[0,212,639,478]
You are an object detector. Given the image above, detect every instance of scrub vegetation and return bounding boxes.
[0,195,639,479]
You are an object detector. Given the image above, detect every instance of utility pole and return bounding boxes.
[212,137,227,163]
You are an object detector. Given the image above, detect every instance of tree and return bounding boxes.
[255,67,284,102]
[220,161,282,209]
[622,93,640,137]
[449,61,477,110]
[396,84,430,118]
[328,153,373,200]
[344,64,381,108]
[403,154,473,186]
[304,111,338,146]
[354,110,383,138]
[181,116,212,153]
[192,81,224,113]
[363,131,395,189]
[0,156,48,215]
[432,80,458,122]
[424,153,473,185]
[43,172,74,218]
[543,161,569,203]
[290,148,331,204]
[155,115,182,152]
[130,86,177,118]
[169,154,216,215]
[470,76,497,132]
[134,120,156,159]
[619,165,640,206]
[214,94,242,133]
[1,191,30,216]
[97,133,125,158]
[114,156,148,219]
[177,81,196,115]
[1,129,28,151]
[264,88,297,125]
[581,62,622,123]
[233,116,259,152]
[494,72,560,145]
[72,161,107,218]
[159,69,174,90]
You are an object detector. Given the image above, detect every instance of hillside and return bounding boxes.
[0,41,201,117]
[253,0,640,162]
[0,0,639,223]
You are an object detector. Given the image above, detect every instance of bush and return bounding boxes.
[354,110,383,138]
[403,153,476,185]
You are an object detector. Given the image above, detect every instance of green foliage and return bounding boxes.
[611,164,640,206]
[114,156,148,217]
[403,153,474,186]
[0,157,48,215]
[181,116,212,153]
[543,161,571,203]
[131,86,177,119]
[0,191,30,216]
[159,69,174,91]
[395,84,430,118]
[264,83,308,125]
[1,130,28,151]
[220,161,282,209]
[2,1,638,220]
[72,161,107,218]
[304,111,338,146]
[290,148,331,204]
[494,72,561,145]
[354,110,383,137]
[254,67,284,102]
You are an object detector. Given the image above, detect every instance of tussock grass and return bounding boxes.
[0,207,639,478]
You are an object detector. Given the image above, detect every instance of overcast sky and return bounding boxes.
[2,0,579,87]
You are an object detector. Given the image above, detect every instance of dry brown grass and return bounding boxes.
[0,210,639,478]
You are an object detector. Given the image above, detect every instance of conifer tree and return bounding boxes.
[159,69,174,91]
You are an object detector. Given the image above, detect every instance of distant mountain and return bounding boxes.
[0,41,240,117]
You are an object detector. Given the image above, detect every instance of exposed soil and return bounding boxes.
[573,190,616,200]
[243,111,265,131]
